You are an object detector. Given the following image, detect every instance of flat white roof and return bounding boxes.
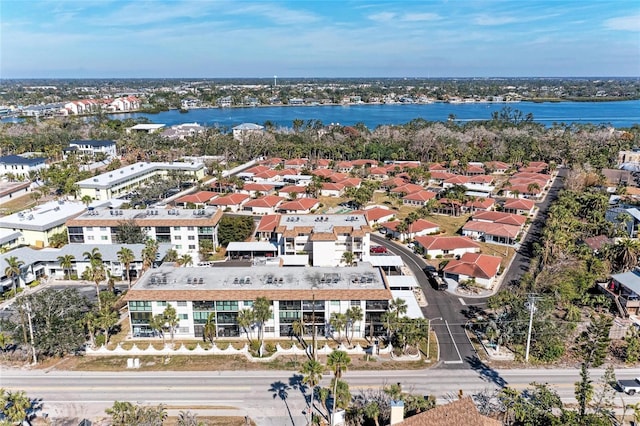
[391,290,424,319]
[0,228,22,245]
[76,161,205,189]
[129,124,165,130]
[0,200,85,232]
[227,242,278,252]
[386,275,419,288]
[280,214,368,232]
[368,255,404,267]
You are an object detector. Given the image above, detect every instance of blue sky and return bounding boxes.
[1,0,639,78]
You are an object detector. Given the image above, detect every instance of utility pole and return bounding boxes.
[525,293,540,363]
[25,302,37,365]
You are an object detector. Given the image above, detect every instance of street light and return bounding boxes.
[426,317,442,361]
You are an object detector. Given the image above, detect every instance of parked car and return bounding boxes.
[423,264,437,274]
[370,245,388,254]
[429,274,448,291]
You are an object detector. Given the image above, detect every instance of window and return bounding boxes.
[174,226,181,231]
[351,300,361,306]
[177,301,187,307]
[188,236,195,240]
[243,300,253,307]
[101,236,108,241]
[188,245,196,250]
[331,300,340,306]
[264,326,275,333]
[87,236,94,241]
[174,236,182,240]
[100,227,107,231]
[129,301,152,311]
[179,314,188,320]
[157,301,167,307]
[187,226,195,231]
[175,245,182,250]
[177,327,189,334]
[86,227,93,231]
[216,301,238,311]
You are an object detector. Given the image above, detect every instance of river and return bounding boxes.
[107,100,640,129]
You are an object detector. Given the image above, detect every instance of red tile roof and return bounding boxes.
[338,177,361,188]
[244,165,270,174]
[464,198,495,210]
[243,195,284,208]
[255,214,281,232]
[414,235,480,251]
[397,397,501,426]
[175,191,216,204]
[311,168,334,178]
[277,198,319,211]
[444,175,472,185]
[381,218,440,233]
[381,177,409,188]
[254,169,281,179]
[321,182,345,191]
[279,185,307,194]
[429,163,448,171]
[402,190,437,202]
[443,252,502,280]
[472,211,527,226]
[462,220,521,238]
[352,207,397,222]
[429,171,456,180]
[352,159,377,167]
[329,172,350,183]
[368,166,388,175]
[243,182,274,192]
[503,198,535,210]
[390,183,424,194]
[209,193,250,206]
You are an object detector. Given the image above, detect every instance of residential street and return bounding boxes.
[2,367,638,425]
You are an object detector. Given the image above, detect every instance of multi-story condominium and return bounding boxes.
[66,207,223,256]
[64,140,117,159]
[273,214,372,267]
[76,161,206,201]
[0,200,86,248]
[0,155,47,179]
[124,263,392,339]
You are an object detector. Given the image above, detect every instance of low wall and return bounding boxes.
[85,341,393,362]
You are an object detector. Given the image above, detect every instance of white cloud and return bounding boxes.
[473,14,518,26]
[401,12,441,22]
[367,12,397,23]
[604,14,640,31]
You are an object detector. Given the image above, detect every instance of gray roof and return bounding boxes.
[0,200,85,232]
[0,243,173,268]
[612,269,640,295]
[70,140,116,148]
[0,155,46,166]
[76,161,204,190]
[134,262,386,292]
[233,123,264,131]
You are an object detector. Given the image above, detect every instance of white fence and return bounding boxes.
[86,341,393,362]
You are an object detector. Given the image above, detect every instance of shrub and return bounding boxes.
[95,334,106,347]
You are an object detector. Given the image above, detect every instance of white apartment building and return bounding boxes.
[66,207,223,256]
[65,140,117,159]
[0,155,47,179]
[274,214,372,267]
[124,263,392,339]
[76,161,206,201]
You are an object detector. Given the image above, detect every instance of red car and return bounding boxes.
[370,245,388,254]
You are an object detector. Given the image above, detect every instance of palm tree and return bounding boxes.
[203,312,217,343]
[390,297,408,322]
[117,247,135,289]
[605,238,640,272]
[363,401,381,426]
[177,253,193,267]
[57,254,75,280]
[291,319,305,345]
[149,314,166,344]
[82,263,106,310]
[329,312,347,342]
[300,359,324,424]
[1,389,31,425]
[252,297,272,356]
[163,305,179,344]
[81,194,93,206]
[4,256,24,296]
[142,238,159,271]
[341,251,355,266]
[345,306,363,345]
[83,247,103,267]
[237,308,255,342]
[327,350,351,420]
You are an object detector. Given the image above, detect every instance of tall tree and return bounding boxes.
[252,297,272,355]
[237,308,255,342]
[329,312,347,342]
[327,349,351,419]
[142,238,160,271]
[345,306,363,345]
[162,305,179,344]
[83,247,103,267]
[300,359,324,424]
[57,254,75,280]
[117,247,135,289]
[0,388,32,425]
[203,312,217,343]
[575,363,594,421]
[4,256,24,296]
[82,263,106,310]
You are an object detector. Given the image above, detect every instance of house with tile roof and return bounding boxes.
[238,182,275,197]
[380,219,440,242]
[503,198,536,216]
[443,252,502,288]
[320,182,346,197]
[174,191,217,208]
[402,190,438,207]
[209,193,250,212]
[123,262,391,340]
[381,177,409,191]
[462,220,521,245]
[394,396,501,426]
[390,183,424,196]
[351,206,398,225]
[278,185,310,199]
[242,195,284,215]
[368,166,389,180]
[463,198,495,213]
[284,158,308,169]
[254,214,281,241]
[413,235,481,258]
[276,198,320,214]
[472,210,527,227]
[485,161,511,174]
[311,168,334,178]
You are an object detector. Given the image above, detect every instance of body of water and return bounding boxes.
[108,100,640,129]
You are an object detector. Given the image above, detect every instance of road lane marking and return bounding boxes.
[444,319,462,363]
[458,298,466,306]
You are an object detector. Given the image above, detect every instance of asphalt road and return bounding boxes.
[3,367,639,425]
[371,234,478,368]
